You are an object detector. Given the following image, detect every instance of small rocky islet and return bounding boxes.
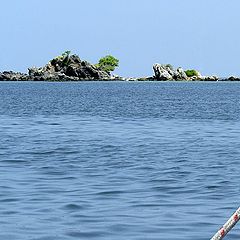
[0,52,239,81]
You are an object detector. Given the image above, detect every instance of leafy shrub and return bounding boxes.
[185,69,199,77]
[96,55,119,72]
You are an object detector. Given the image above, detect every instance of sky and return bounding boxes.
[0,0,239,77]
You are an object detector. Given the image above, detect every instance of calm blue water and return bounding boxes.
[0,81,240,240]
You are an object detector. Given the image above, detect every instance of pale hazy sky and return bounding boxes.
[0,0,239,77]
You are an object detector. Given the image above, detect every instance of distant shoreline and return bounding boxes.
[1,52,240,82]
[0,78,239,82]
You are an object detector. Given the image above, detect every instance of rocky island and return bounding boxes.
[0,51,240,81]
[152,64,219,81]
[0,52,115,81]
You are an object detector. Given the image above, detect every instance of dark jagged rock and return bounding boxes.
[28,54,111,81]
[0,53,113,81]
[227,76,240,81]
[199,76,219,81]
[0,71,29,81]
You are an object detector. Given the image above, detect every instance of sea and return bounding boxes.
[0,81,240,240]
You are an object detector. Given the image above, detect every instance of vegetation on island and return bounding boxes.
[96,55,119,72]
[0,50,223,81]
[26,51,112,81]
[49,51,120,74]
[185,69,199,78]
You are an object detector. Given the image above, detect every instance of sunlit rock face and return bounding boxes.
[153,64,188,81]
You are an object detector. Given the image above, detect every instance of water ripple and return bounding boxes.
[0,82,240,240]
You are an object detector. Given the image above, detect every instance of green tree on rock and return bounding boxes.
[185,69,199,77]
[96,55,119,72]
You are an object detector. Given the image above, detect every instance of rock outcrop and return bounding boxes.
[0,71,29,81]
[196,76,219,81]
[0,53,112,81]
[153,64,188,81]
[153,64,219,81]
[227,76,240,81]
[1,56,238,82]
[28,54,111,81]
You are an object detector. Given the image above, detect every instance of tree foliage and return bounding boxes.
[96,55,119,72]
[185,69,199,77]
